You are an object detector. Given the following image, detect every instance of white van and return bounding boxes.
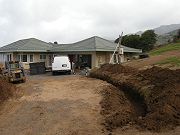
[52,56,71,75]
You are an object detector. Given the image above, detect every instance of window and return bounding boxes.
[22,55,27,62]
[40,54,46,61]
[7,54,12,61]
[17,55,21,62]
[30,54,33,62]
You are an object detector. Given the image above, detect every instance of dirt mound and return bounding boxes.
[99,64,137,74]
[90,64,180,132]
[0,78,23,104]
[100,85,135,132]
[137,67,180,131]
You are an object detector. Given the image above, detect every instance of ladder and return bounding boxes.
[109,32,124,64]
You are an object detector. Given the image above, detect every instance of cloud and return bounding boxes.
[0,0,180,46]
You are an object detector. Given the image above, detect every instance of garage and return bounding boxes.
[68,54,92,68]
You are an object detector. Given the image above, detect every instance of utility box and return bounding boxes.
[119,47,124,55]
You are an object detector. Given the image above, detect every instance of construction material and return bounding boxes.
[1,61,26,83]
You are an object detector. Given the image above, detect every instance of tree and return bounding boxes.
[140,30,157,52]
[114,30,157,52]
[121,35,141,49]
[173,29,180,43]
[115,35,141,49]
[177,29,180,39]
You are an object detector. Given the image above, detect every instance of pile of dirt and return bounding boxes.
[0,78,23,104]
[97,64,137,75]
[136,66,180,131]
[90,64,180,132]
[100,85,135,132]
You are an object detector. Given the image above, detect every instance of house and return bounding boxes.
[0,38,53,69]
[0,36,142,69]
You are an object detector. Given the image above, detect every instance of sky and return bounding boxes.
[0,0,180,46]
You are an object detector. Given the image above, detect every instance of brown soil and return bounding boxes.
[90,64,180,132]
[137,66,180,131]
[0,75,105,135]
[0,64,3,74]
[0,78,23,104]
[0,72,180,135]
[100,84,145,132]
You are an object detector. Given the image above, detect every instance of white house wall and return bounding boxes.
[0,53,7,64]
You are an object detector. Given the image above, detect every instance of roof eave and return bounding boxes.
[50,48,142,53]
[0,50,48,53]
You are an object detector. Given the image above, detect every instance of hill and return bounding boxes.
[134,24,180,45]
[136,24,180,36]
[154,24,180,35]
[156,29,179,45]
[123,43,180,69]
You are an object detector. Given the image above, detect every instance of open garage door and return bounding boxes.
[78,54,92,68]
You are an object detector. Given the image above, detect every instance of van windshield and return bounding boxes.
[54,56,69,62]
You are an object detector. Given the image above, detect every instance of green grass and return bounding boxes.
[150,43,180,55]
[155,57,180,67]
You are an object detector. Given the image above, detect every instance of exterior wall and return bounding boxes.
[95,52,112,67]
[1,51,140,70]
[13,52,51,69]
[53,51,129,68]
[0,53,7,65]
[95,52,136,67]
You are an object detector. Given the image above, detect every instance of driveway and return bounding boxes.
[1,74,179,135]
[0,74,106,135]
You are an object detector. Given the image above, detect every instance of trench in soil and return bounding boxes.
[120,84,147,117]
[105,78,148,118]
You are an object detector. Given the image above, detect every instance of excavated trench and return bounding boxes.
[98,80,148,132]
[103,76,148,117]
[120,83,147,117]
[90,64,180,132]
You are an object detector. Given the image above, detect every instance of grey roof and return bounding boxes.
[0,38,52,52]
[0,36,142,53]
[50,36,142,53]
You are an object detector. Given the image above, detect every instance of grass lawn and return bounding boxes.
[155,57,180,67]
[150,43,180,55]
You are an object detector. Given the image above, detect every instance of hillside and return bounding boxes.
[123,43,180,69]
[136,24,180,36]
[156,29,180,45]
[154,24,180,35]
[132,24,180,45]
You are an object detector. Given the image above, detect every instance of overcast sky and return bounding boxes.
[0,0,180,46]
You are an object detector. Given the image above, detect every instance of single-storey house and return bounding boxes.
[0,36,142,69]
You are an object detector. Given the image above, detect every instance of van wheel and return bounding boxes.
[52,71,56,75]
[66,71,71,75]
[22,79,26,83]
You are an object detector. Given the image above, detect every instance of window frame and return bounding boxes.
[29,54,34,63]
[39,54,46,62]
[22,54,28,62]
[7,53,12,61]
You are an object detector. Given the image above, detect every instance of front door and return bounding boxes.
[48,55,52,67]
